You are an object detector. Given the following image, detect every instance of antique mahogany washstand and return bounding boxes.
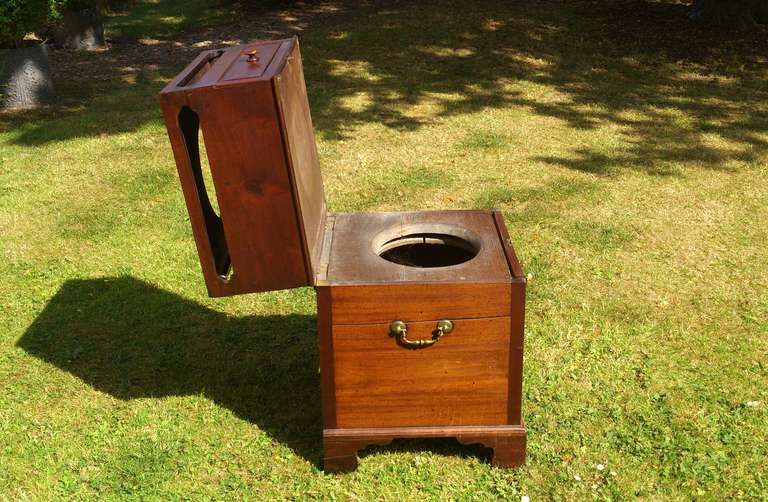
[160,37,527,472]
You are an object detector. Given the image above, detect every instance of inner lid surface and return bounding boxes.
[273,39,327,284]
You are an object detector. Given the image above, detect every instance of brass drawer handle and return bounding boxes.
[389,320,454,349]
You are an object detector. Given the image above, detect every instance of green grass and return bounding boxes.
[2,0,768,499]
[104,0,235,40]
[459,131,509,150]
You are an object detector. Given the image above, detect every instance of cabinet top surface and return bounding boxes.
[324,210,516,285]
[161,38,295,94]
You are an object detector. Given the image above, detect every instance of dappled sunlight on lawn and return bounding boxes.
[2,0,765,179]
[1,0,767,499]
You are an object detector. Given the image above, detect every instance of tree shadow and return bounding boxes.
[300,0,767,175]
[105,0,236,41]
[17,276,324,465]
[2,0,766,175]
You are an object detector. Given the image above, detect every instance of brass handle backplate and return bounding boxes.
[390,319,453,349]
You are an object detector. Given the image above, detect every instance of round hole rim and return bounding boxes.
[372,224,483,269]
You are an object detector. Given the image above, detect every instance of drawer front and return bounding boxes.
[332,317,511,428]
[329,283,513,325]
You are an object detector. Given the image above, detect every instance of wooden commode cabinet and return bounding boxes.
[160,37,527,472]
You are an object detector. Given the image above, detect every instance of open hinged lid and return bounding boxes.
[160,37,327,297]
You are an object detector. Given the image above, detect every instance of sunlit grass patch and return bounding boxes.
[115,163,177,198]
[345,165,450,210]
[474,177,601,224]
[395,165,446,189]
[474,186,516,208]
[105,0,235,40]
[564,222,635,251]
[457,130,508,150]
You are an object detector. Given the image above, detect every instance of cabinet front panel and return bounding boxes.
[330,283,512,325]
[332,317,511,428]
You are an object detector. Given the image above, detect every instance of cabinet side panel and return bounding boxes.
[317,287,337,428]
[509,282,525,425]
[160,93,228,297]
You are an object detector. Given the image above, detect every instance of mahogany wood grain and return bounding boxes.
[160,98,229,296]
[492,210,527,424]
[164,39,293,92]
[195,82,308,293]
[318,214,527,470]
[326,210,512,285]
[328,282,512,325]
[162,38,528,472]
[332,317,511,428]
[273,41,327,279]
[316,286,337,428]
[508,281,526,425]
[221,40,281,81]
[160,37,324,295]
[492,209,525,281]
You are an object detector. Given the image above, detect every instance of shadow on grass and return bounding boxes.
[17,276,323,465]
[2,0,767,175]
[16,276,495,468]
[300,0,767,176]
[0,78,166,145]
[105,0,235,41]
[359,437,493,466]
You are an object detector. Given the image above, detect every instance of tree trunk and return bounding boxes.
[0,43,55,110]
[691,0,768,29]
[53,9,106,50]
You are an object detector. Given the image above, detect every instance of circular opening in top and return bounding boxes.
[377,232,479,268]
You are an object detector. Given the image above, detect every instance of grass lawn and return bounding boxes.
[1,0,767,499]
[104,0,237,41]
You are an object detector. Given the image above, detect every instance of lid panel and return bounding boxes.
[274,41,327,282]
[221,41,283,82]
[160,37,325,296]
[160,38,295,93]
